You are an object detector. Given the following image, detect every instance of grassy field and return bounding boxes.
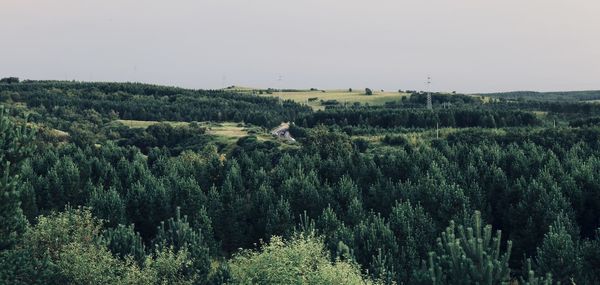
[255,89,410,110]
[227,87,492,110]
[116,120,190,129]
[117,120,249,137]
[115,120,294,150]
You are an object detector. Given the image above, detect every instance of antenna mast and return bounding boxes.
[426,76,432,110]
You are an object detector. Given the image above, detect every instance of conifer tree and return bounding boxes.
[0,107,35,250]
[581,229,600,284]
[0,167,26,250]
[104,223,146,265]
[534,215,582,284]
[521,259,554,285]
[419,211,512,285]
[153,207,211,283]
[389,200,437,284]
[89,186,126,227]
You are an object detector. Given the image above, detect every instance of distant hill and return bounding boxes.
[0,80,311,128]
[479,90,600,102]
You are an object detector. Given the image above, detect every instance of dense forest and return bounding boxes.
[1,80,600,284]
[480,90,600,102]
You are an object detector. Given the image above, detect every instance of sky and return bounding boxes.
[1,0,599,93]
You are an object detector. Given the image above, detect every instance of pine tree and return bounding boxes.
[153,207,211,283]
[534,215,582,284]
[89,186,126,227]
[389,200,437,284]
[419,211,512,285]
[520,259,554,285]
[104,224,146,265]
[0,107,36,250]
[0,166,27,250]
[370,248,396,285]
[0,107,36,167]
[266,197,294,238]
[509,173,574,262]
[353,213,398,272]
[316,205,354,260]
[581,229,600,284]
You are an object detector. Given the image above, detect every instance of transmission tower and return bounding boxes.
[426,76,432,110]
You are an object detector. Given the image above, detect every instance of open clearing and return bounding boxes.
[266,90,409,110]
[115,120,293,149]
[116,120,190,129]
[255,89,410,110]
[117,120,248,138]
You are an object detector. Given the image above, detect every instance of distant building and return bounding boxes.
[271,123,296,142]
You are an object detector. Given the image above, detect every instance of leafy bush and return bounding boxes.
[229,233,380,284]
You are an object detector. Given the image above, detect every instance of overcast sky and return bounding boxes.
[1,0,599,93]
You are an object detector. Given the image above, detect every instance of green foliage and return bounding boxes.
[483,90,600,102]
[24,207,104,259]
[10,207,128,284]
[0,107,36,167]
[0,77,19,84]
[0,166,28,250]
[56,242,131,284]
[304,125,353,159]
[0,81,310,128]
[265,197,294,238]
[520,259,555,285]
[2,207,197,285]
[0,247,58,285]
[141,247,196,285]
[104,224,146,265]
[0,107,36,250]
[3,81,600,282]
[153,207,211,283]
[353,212,398,273]
[90,186,127,227]
[534,216,582,284]
[388,200,437,283]
[419,211,512,285]
[229,233,379,285]
[509,174,575,262]
[303,107,541,129]
[580,229,600,284]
